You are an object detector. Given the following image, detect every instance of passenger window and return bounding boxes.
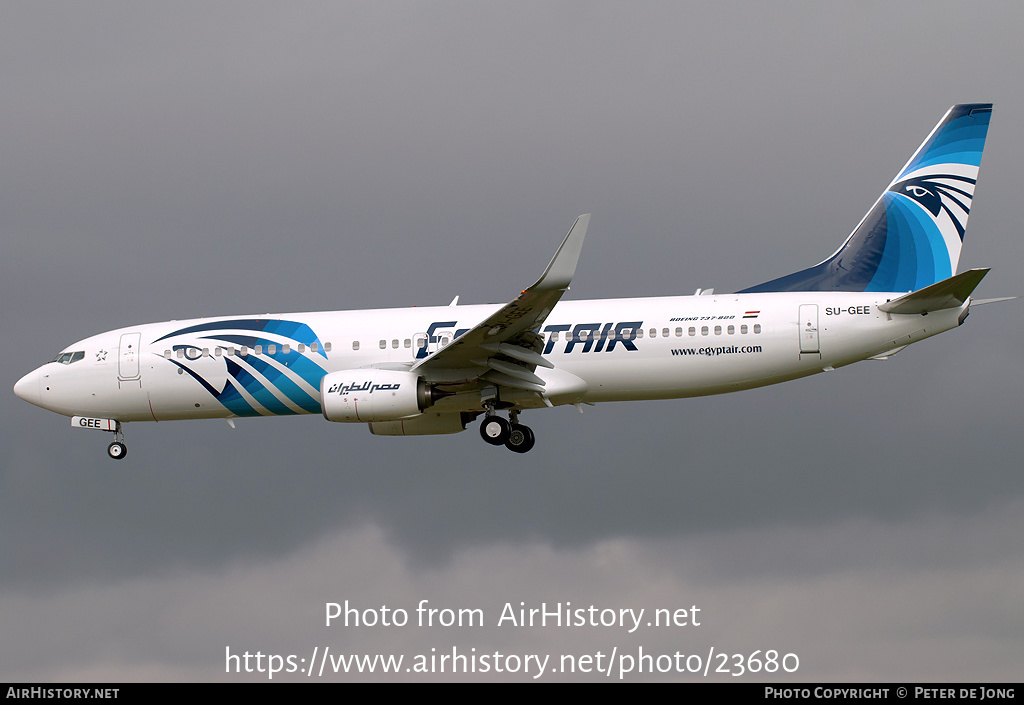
[297,343,305,353]
[754,324,762,334]
[253,345,262,355]
[689,327,696,336]
[379,340,387,349]
[727,325,735,335]
[202,348,211,357]
[215,347,223,357]
[267,344,276,355]
[649,328,657,338]
[324,342,331,352]
[714,326,722,335]
[404,339,411,348]
[311,342,319,353]
[675,327,682,337]
[662,328,669,338]
[741,325,748,334]
[164,350,173,359]
[352,341,360,351]
[177,349,185,359]
[392,339,399,349]
[283,344,290,354]
[701,326,709,336]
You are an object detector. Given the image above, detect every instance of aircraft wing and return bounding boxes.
[411,214,590,395]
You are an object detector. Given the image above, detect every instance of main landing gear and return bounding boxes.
[479,409,535,453]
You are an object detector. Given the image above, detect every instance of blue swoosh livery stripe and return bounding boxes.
[739,104,991,294]
[156,318,329,417]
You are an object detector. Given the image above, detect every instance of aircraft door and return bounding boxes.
[799,305,819,355]
[118,332,142,380]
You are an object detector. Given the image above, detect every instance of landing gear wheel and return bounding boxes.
[505,424,535,453]
[479,415,510,445]
[107,441,127,460]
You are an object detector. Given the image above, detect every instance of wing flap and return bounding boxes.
[480,342,555,369]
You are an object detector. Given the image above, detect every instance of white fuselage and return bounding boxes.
[15,290,963,424]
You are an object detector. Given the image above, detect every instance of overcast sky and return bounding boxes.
[2,1,1022,682]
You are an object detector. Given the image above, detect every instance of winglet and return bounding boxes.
[530,214,590,292]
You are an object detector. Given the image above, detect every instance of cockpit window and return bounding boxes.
[53,351,85,365]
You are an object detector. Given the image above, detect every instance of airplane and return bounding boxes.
[14,103,1008,460]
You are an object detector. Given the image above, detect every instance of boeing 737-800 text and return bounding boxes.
[15,104,1005,459]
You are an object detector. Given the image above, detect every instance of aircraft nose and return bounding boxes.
[13,368,42,407]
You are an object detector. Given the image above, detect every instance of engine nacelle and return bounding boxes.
[320,369,438,423]
[369,411,470,436]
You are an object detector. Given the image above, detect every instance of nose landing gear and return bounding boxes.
[106,424,127,460]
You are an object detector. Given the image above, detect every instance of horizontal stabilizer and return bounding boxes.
[878,268,989,315]
[970,296,1017,306]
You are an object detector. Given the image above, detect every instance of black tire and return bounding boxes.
[107,442,127,460]
[479,416,510,445]
[505,424,535,453]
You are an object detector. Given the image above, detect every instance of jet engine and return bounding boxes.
[320,369,443,423]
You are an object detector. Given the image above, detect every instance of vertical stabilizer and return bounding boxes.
[740,104,992,293]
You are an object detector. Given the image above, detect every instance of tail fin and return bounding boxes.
[740,104,992,294]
